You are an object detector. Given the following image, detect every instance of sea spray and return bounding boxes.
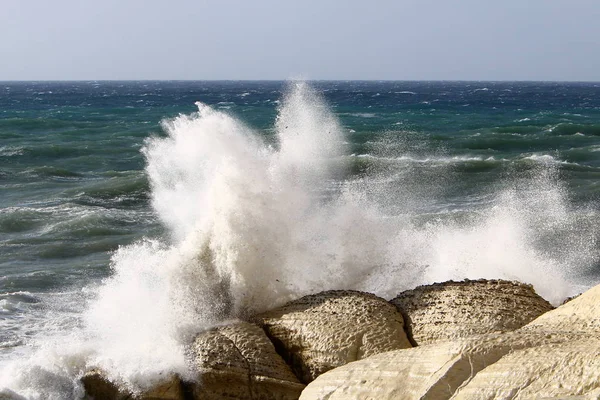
[1,82,598,399]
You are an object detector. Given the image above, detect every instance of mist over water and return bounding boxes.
[1,82,599,399]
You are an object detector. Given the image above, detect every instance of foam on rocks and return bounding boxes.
[81,371,184,400]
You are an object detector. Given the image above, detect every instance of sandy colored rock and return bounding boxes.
[252,290,412,383]
[81,370,184,400]
[522,281,600,334]
[390,279,553,345]
[299,332,553,400]
[451,339,600,399]
[452,283,600,399]
[189,321,304,400]
[302,282,600,400]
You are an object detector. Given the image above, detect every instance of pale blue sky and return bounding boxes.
[2,0,599,81]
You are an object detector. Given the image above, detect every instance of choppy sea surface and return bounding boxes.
[1,81,600,398]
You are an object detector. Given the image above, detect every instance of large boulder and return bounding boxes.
[252,290,412,383]
[81,370,184,400]
[390,279,553,345]
[188,321,304,399]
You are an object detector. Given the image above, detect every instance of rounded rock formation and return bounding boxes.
[252,290,412,383]
[189,321,304,399]
[390,279,553,345]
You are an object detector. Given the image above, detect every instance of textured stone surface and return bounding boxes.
[189,321,304,399]
[252,290,412,383]
[390,279,553,345]
[301,282,600,400]
[299,332,544,400]
[453,282,600,399]
[522,281,600,334]
[452,339,600,399]
[81,370,184,400]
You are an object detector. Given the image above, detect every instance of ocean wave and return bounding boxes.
[66,174,150,208]
[351,154,495,164]
[520,154,583,167]
[20,166,83,179]
[494,125,542,134]
[0,292,40,314]
[347,153,593,173]
[0,208,49,234]
[547,123,600,136]
[0,118,86,131]
[349,112,377,118]
[0,146,24,157]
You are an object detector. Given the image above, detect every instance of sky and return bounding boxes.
[1,0,599,81]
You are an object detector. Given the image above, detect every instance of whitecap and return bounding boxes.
[0,146,24,157]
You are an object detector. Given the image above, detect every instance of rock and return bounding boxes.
[302,282,600,400]
[453,282,600,399]
[299,332,543,400]
[390,279,553,345]
[252,290,412,383]
[451,339,600,399]
[81,370,184,400]
[189,321,304,399]
[521,282,600,335]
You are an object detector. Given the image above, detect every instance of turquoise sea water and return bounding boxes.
[1,81,600,397]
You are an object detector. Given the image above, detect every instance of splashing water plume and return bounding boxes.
[1,82,597,399]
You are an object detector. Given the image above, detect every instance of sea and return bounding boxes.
[1,80,600,398]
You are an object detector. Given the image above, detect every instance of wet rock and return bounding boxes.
[81,370,184,400]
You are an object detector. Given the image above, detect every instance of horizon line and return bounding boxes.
[1,79,600,84]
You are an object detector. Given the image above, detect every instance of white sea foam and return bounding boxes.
[0,146,24,157]
[350,112,377,118]
[1,82,598,399]
[521,154,581,167]
[352,154,501,164]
